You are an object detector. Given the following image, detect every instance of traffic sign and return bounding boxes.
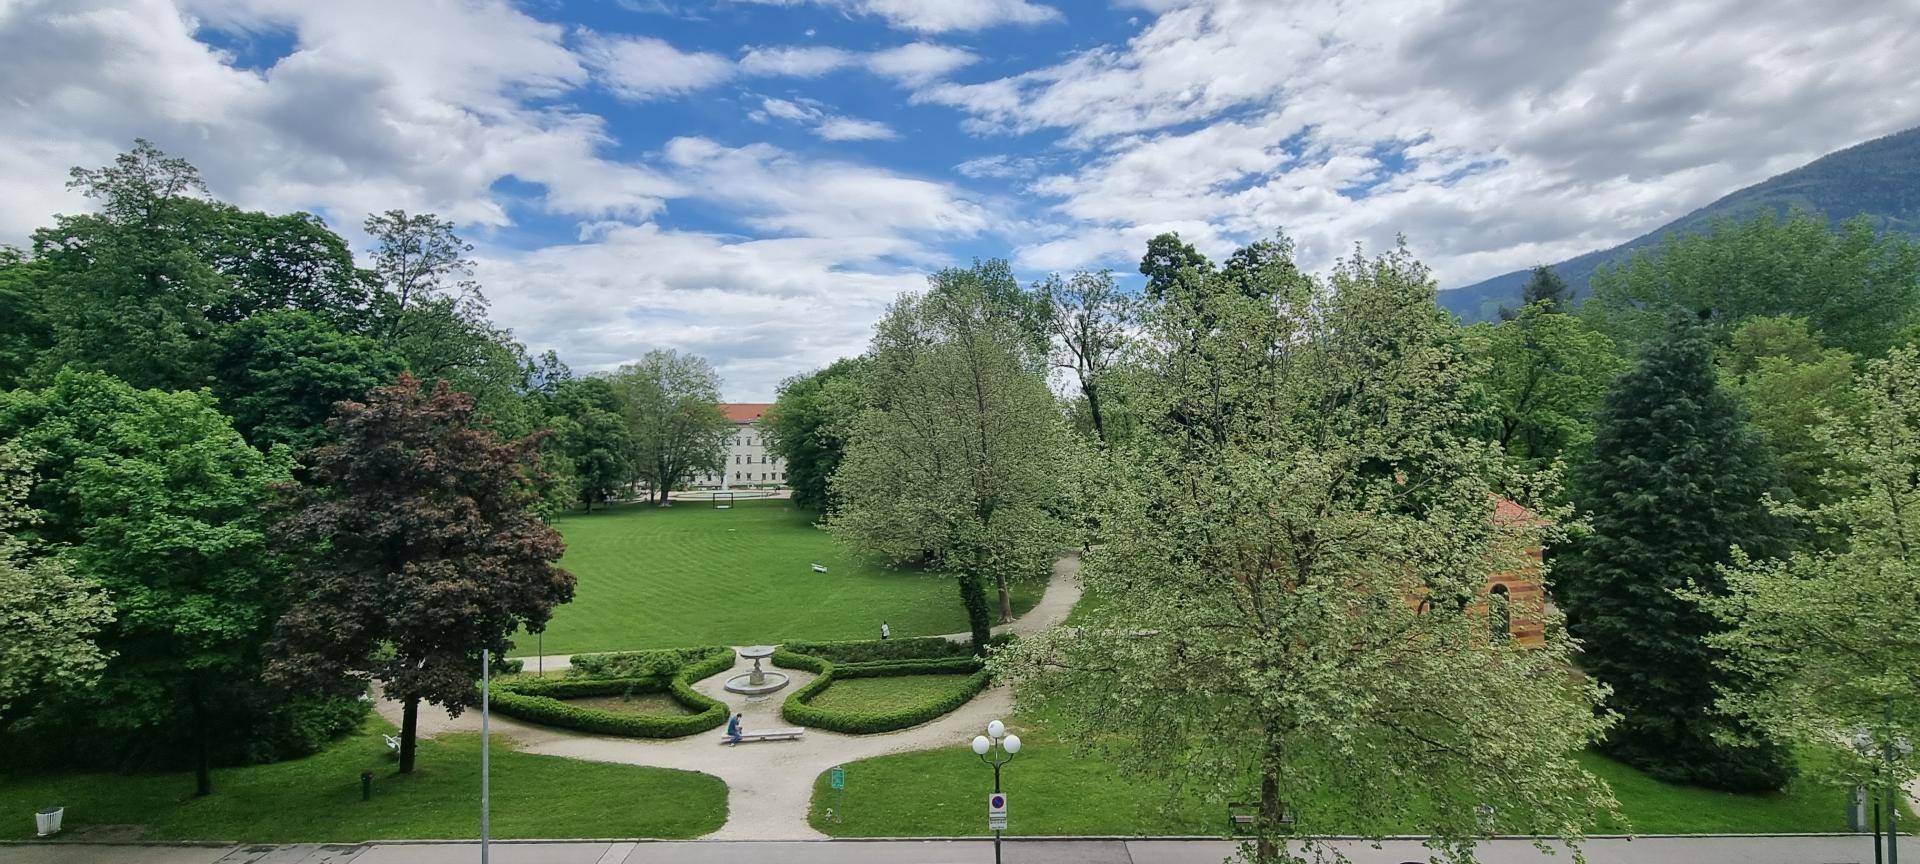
[829,767,845,790]
[987,792,1008,831]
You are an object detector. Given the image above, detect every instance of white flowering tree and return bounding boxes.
[997,240,1617,863]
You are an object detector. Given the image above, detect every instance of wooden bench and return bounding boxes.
[720,728,806,744]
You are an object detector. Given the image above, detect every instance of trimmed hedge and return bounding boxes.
[569,646,731,680]
[780,634,1012,665]
[777,648,993,734]
[485,646,732,738]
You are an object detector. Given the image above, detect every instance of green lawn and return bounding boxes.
[806,674,982,714]
[562,692,697,716]
[525,499,1041,654]
[0,717,726,842]
[809,714,1874,837]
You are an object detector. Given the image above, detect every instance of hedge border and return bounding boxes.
[775,641,995,734]
[485,646,731,738]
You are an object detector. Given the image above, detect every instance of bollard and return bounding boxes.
[361,771,374,801]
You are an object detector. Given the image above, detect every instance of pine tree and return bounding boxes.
[1499,265,1573,319]
[1558,314,1794,791]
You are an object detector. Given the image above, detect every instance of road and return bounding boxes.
[0,835,1901,864]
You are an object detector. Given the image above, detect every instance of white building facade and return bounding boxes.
[692,403,787,488]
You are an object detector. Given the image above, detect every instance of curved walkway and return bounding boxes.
[375,553,1083,839]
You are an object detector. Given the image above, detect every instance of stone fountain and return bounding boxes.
[723,644,790,696]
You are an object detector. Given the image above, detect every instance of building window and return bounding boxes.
[1488,584,1511,640]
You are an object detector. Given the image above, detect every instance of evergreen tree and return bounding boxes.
[1558,314,1795,791]
[1500,265,1573,318]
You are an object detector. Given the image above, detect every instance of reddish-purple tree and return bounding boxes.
[267,374,573,772]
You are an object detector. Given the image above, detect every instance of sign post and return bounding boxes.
[988,791,1008,832]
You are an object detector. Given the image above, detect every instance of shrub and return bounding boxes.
[779,655,991,734]
[484,645,733,738]
[781,634,1012,665]
[569,646,729,679]
[487,676,725,738]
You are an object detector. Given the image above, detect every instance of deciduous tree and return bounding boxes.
[833,267,1073,650]
[1701,346,1920,812]
[1467,302,1623,470]
[1040,270,1132,445]
[0,443,112,719]
[266,376,574,773]
[610,350,732,503]
[0,371,293,795]
[764,358,868,512]
[210,310,405,453]
[999,241,1615,863]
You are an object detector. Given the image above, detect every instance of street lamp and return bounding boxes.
[973,719,1021,864]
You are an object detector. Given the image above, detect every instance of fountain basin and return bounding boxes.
[723,644,791,695]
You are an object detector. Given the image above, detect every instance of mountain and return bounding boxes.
[1439,125,1920,322]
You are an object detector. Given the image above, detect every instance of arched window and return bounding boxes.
[1488,584,1511,640]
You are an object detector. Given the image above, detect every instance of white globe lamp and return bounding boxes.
[1003,734,1021,755]
[972,735,991,756]
[987,719,1006,739]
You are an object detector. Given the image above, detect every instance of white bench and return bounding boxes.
[383,734,401,755]
[720,728,806,744]
[810,564,828,573]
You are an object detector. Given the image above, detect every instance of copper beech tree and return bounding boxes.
[266,375,574,773]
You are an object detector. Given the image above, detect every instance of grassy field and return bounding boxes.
[0,717,726,842]
[525,499,1041,655]
[563,692,697,716]
[806,674,982,714]
[808,713,1873,837]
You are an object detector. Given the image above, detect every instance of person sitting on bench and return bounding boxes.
[725,712,744,746]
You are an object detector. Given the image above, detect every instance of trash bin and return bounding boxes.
[35,806,63,837]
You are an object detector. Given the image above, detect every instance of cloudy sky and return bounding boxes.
[4,0,1918,398]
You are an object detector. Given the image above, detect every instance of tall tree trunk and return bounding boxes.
[1255,726,1285,863]
[399,696,420,774]
[958,571,993,657]
[995,573,1014,624]
[1084,381,1108,445]
[189,682,212,797]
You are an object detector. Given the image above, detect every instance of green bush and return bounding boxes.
[485,646,733,738]
[569,646,729,679]
[781,634,1011,665]
[779,656,991,734]
[487,676,725,738]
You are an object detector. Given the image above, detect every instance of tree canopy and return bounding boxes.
[1000,240,1614,863]
[266,375,574,773]
[1557,315,1795,791]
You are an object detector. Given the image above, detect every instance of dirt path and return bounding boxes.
[374,553,1082,839]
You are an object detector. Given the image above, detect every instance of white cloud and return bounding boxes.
[0,0,676,242]
[579,32,733,101]
[865,42,979,84]
[749,96,898,142]
[813,116,899,141]
[920,0,1920,285]
[739,40,977,87]
[736,0,1059,33]
[663,136,988,238]
[738,44,855,77]
[480,223,924,399]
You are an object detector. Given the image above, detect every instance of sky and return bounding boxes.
[3,0,1919,399]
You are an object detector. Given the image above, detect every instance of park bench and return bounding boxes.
[719,727,806,744]
[383,734,401,757]
[810,564,828,573]
[1227,802,1293,835]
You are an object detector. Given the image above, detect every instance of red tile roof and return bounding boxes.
[722,402,772,423]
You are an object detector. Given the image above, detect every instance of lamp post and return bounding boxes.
[972,719,1021,864]
[480,649,492,864]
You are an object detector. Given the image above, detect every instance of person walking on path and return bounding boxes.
[880,621,890,640]
[725,712,744,746]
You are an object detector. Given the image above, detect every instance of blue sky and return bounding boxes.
[4,0,1919,398]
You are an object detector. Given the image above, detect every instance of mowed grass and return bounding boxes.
[810,712,1876,837]
[806,674,981,714]
[562,693,697,716]
[0,717,726,842]
[525,499,1040,654]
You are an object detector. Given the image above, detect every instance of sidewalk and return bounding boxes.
[0,836,1899,864]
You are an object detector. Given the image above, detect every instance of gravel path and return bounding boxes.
[374,553,1083,839]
